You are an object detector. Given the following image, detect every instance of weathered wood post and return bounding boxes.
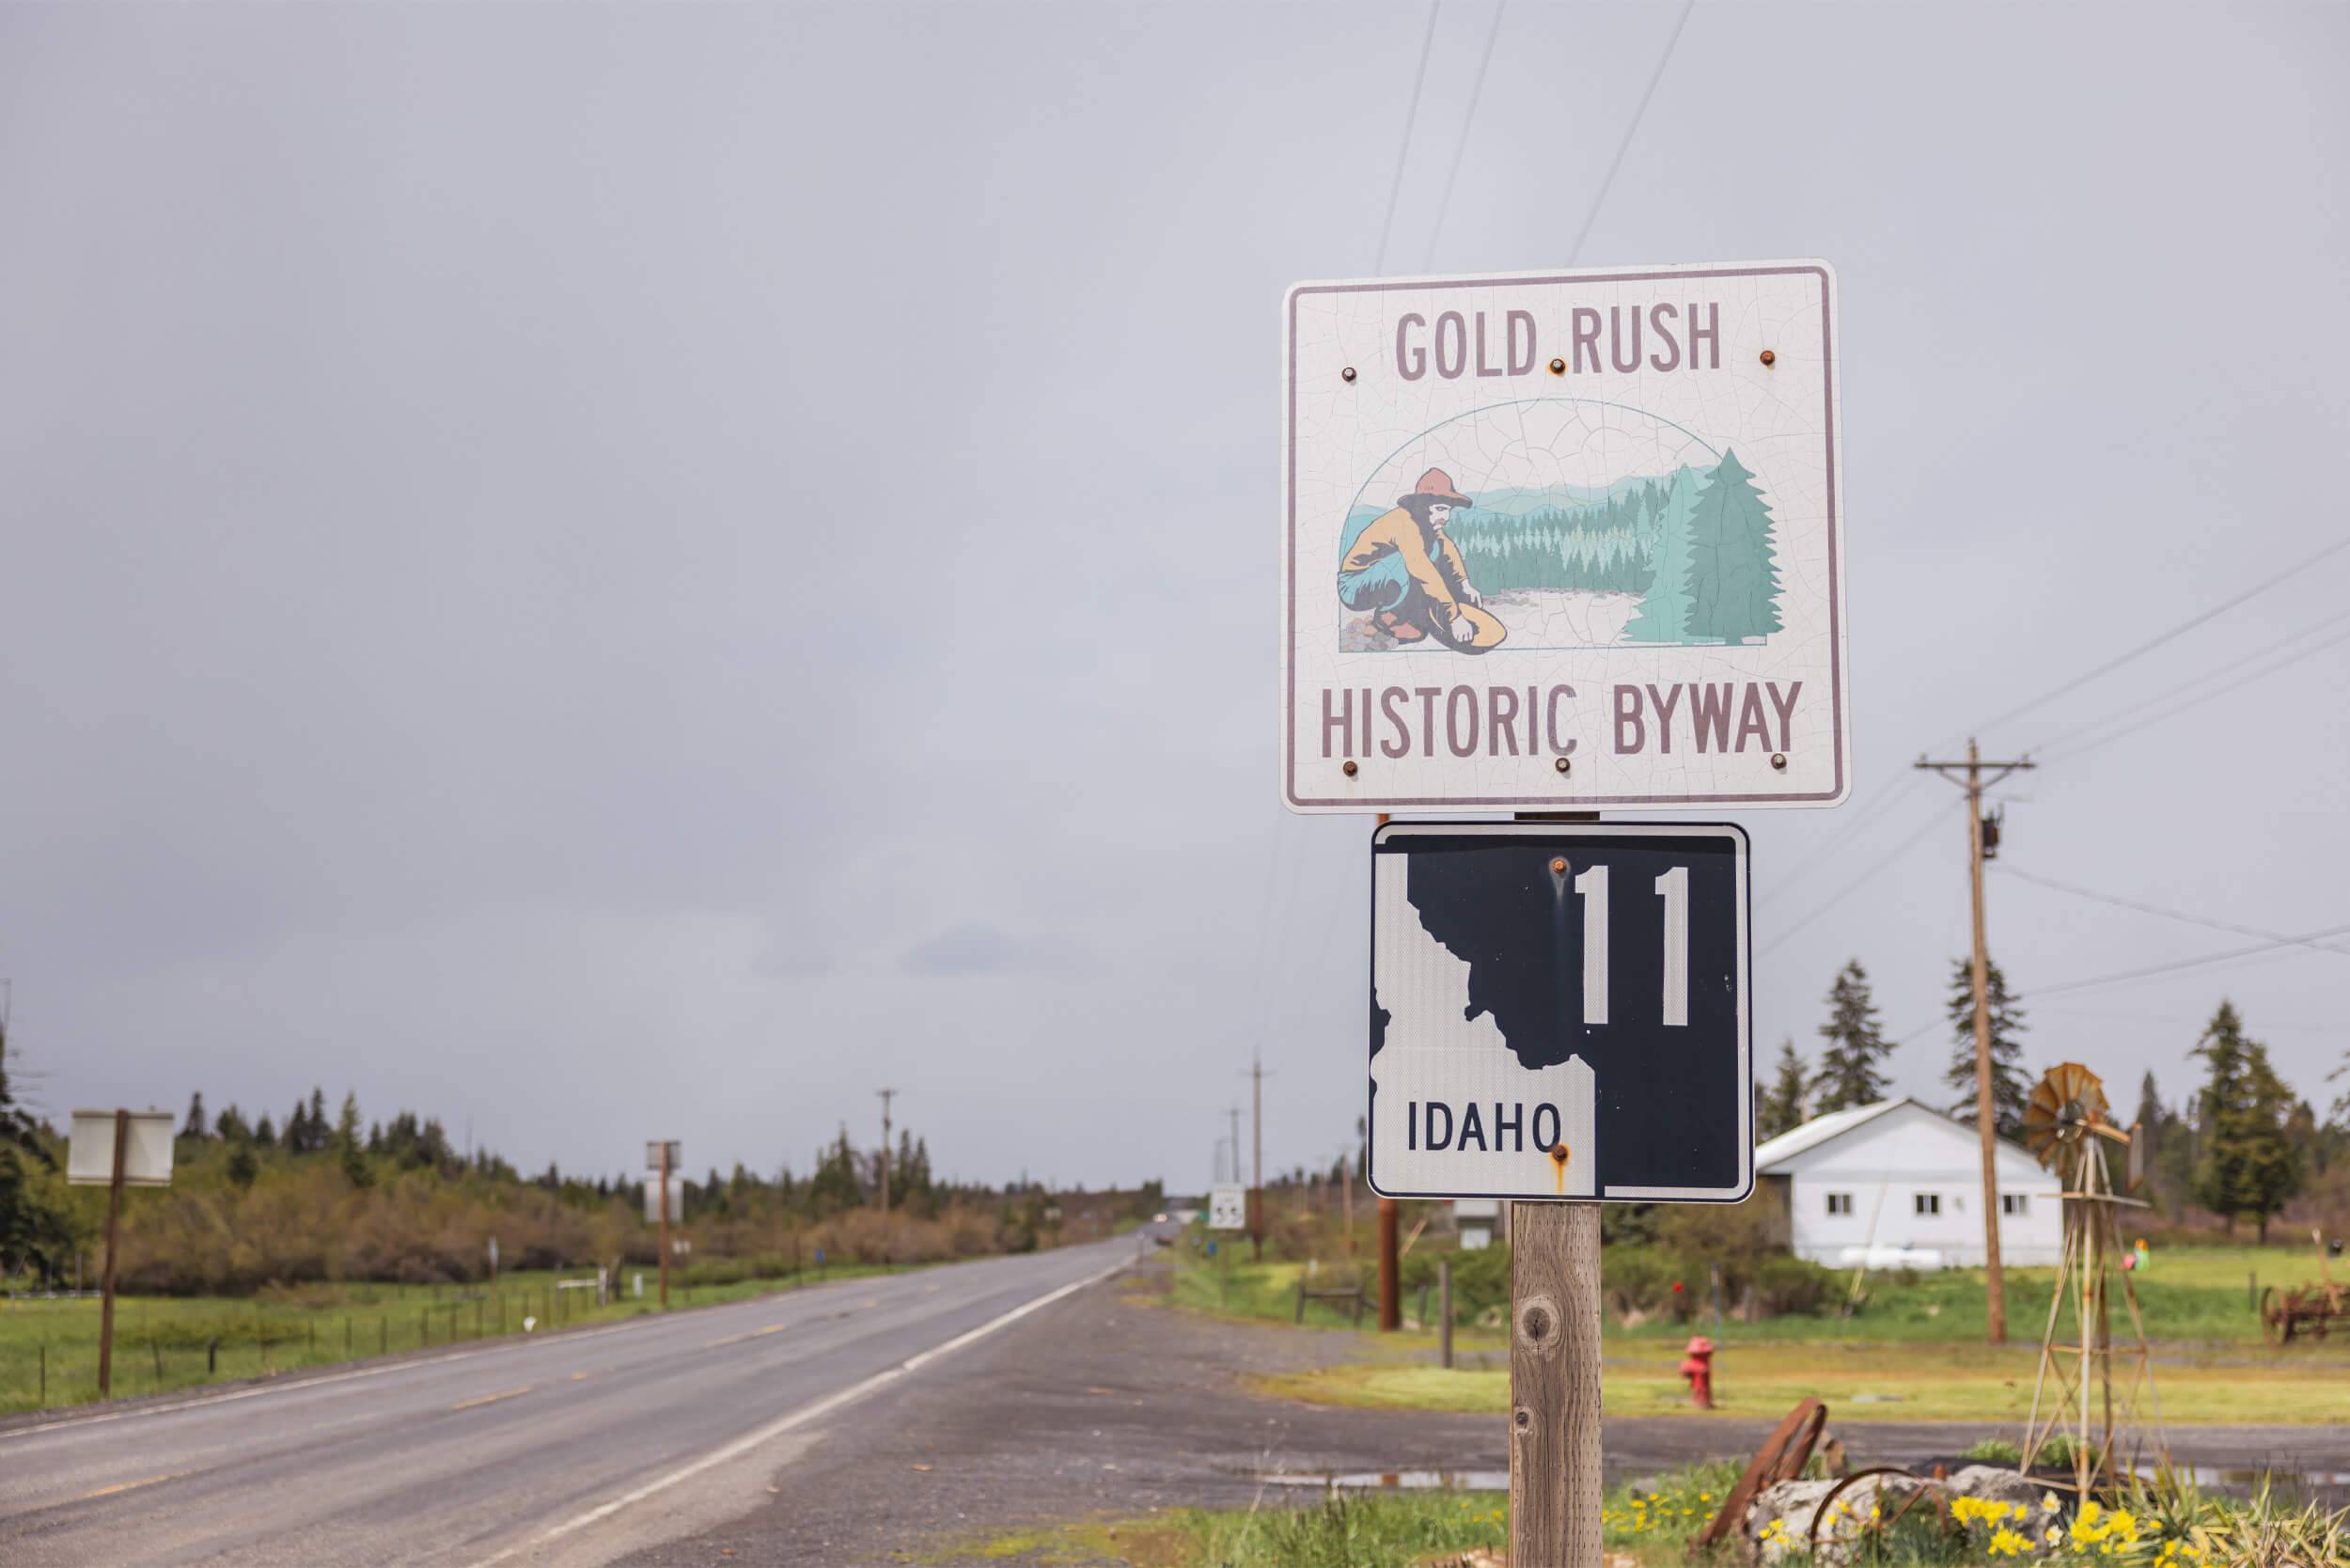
[1511,1200,1604,1568]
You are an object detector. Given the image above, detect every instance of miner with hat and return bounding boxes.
[1335,467,1507,651]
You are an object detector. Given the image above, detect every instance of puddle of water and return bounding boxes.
[1261,1470,1509,1492]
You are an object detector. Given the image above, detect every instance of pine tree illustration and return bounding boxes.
[1682,448,1783,644]
[1623,464,1700,643]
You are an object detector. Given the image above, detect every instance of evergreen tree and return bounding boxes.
[1813,960,1892,1113]
[1941,957,2030,1138]
[2190,1001,2302,1240]
[1682,448,1783,643]
[254,1112,277,1146]
[183,1091,209,1140]
[1625,464,1700,642]
[335,1092,373,1189]
[306,1089,329,1152]
[212,1103,249,1143]
[808,1127,864,1216]
[284,1099,308,1152]
[0,1021,69,1284]
[225,1138,259,1189]
[1759,1039,1809,1139]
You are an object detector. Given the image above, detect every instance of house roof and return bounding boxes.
[1754,1097,2043,1176]
[1753,1098,1907,1171]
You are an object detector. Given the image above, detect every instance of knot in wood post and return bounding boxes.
[1517,1292,1561,1358]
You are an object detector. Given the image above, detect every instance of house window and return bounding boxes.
[1914,1193,1941,1216]
[1825,1192,1853,1216]
[2002,1193,2029,1216]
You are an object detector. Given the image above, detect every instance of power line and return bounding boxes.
[1565,0,1696,265]
[2020,918,2350,1001]
[1993,862,2350,958]
[2036,620,2350,766]
[1966,534,2350,740]
[1754,776,1929,911]
[1372,1,1443,274]
[2034,605,2350,754]
[1421,0,1508,272]
[1755,806,1947,957]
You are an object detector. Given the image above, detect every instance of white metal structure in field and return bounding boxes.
[1754,1099,2060,1268]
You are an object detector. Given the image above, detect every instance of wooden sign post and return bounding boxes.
[1511,1201,1605,1567]
[67,1107,176,1402]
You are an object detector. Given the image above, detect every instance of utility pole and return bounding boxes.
[876,1088,897,1219]
[1915,740,2035,1345]
[1228,1103,1242,1192]
[1247,1052,1271,1260]
[655,1139,674,1309]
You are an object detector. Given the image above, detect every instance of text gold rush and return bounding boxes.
[1320,681,1806,760]
[1394,302,1721,381]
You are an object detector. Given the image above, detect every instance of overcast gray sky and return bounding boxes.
[4,2,2346,1190]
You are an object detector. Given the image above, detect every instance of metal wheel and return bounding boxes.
[2260,1285,2293,1345]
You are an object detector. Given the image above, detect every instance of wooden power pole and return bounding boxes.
[1248,1051,1269,1261]
[1915,740,2035,1345]
[657,1138,672,1309]
[876,1088,897,1219]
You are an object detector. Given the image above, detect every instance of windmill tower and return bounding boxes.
[2017,1063,2170,1497]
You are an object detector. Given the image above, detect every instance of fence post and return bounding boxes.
[152,1339,164,1385]
[1440,1259,1455,1371]
[39,1342,45,1404]
[309,1319,317,1356]
[380,1316,387,1355]
[208,1338,218,1376]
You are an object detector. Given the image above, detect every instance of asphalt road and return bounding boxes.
[0,1235,1139,1567]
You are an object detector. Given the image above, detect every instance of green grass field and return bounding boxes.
[1165,1241,2350,1426]
[0,1259,917,1414]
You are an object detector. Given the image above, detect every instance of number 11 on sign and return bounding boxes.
[1570,865,1690,1028]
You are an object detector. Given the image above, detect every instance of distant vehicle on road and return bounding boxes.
[1152,1212,1167,1223]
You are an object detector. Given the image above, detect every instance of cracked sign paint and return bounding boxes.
[1281,261,1847,813]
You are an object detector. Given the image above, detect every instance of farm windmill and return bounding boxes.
[2016,1063,2170,1497]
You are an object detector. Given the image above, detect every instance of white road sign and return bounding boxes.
[1207,1184,1248,1231]
[1368,822,1752,1202]
[1282,260,1847,812]
[644,1171,682,1224]
[67,1110,177,1187]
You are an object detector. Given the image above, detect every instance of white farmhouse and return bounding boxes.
[1753,1099,2062,1269]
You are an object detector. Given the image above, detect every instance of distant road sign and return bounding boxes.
[644,1172,682,1224]
[1207,1184,1248,1231]
[1368,822,1751,1202]
[67,1110,176,1187]
[1282,260,1847,813]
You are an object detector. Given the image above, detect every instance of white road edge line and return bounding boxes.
[466,1255,1130,1568]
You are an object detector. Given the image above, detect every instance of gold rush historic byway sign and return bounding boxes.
[1281,260,1847,813]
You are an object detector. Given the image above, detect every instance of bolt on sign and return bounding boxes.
[1368,823,1751,1202]
[1281,261,1847,812]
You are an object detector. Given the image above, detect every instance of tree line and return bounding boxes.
[0,1029,1159,1294]
[1756,957,2348,1241]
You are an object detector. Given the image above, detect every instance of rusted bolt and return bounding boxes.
[1760,349,1777,367]
[1551,1142,1571,1168]
[1341,759,1359,777]
[1770,752,1788,771]
[1547,356,1566,375]
[1341,366,1357,383]
[1554,755,1572,776]
[1549,856,1568,875]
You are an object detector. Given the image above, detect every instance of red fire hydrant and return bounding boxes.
[1680,1335,1716,1409]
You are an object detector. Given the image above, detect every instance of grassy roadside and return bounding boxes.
[1247,1341,2350,1425]
[922,1462,2350,1568]
[0,1258,930,1414]
[1162,1239,2350,1425]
